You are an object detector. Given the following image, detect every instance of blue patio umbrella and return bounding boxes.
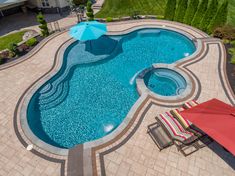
[69,21,107,41]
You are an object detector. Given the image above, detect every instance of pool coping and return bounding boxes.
[136,64,194,101]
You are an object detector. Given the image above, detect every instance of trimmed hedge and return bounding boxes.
[199,0,218,32]
[37,13,49,37]
[208,0,228,33]
[184,0,199,25]
[86,0,94,21]
[164,0,176,21]
[174,0,188,23]
[191,0,208,28]
[26,38,38,47]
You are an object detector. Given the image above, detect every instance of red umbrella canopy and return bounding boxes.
[180,98,235,155]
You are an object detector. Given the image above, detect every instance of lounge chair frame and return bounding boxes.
[155,117,201,156]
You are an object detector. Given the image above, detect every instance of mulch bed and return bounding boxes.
[225,43,235,95]
[0,35,44,65]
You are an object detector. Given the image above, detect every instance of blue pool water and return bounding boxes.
[27,29,196,148]
[144,68,187,96]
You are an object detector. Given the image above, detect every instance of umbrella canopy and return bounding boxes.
[69,21,107,41]
[180,98,235,155]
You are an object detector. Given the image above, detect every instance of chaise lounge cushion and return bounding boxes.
[158,112,197,143]
[183,100,199,109]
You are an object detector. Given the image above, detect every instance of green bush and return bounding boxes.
[199,0,218,32]
[37,12,49,37]
[73,0,87,5]
[231,40,235,47]
[229,48,235,55]
[208,0,228,33]
[8,43,18,56]
[156,15,164,19]
[191,0,208,28]
[174,0,188,23]
[86,0,94,21]
[213,25,235,40]
[231,56,235,64]
[184,0,199,25]
[25,38,38,47]
[106,17,113,22]
[164,0,176,21]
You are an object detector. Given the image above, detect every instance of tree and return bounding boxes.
[199,0,218,32]
[184,0,199,25]
[208,0,228,33]
[86,0,94,21]
[37,13,49,37]
[164,0,176,21]
[191,0,208,28]
[174,0,188,23]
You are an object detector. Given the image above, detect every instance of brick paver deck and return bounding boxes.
[0,19,234,176]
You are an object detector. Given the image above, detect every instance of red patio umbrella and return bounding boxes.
[180,98,235,155]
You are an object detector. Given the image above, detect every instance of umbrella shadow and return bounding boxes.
[85,35,121,56]
[202,140,235,170]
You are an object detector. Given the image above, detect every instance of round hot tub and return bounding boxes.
[144,68,187,96]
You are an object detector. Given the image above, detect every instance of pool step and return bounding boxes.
[38,81,69,110]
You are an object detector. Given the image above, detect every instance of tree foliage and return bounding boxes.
[208,0,228,33]
[199,0,218,32]
[73,0,87,5]
[86,0,94,21]
[191,0,208,28]
[184,0,199,25]
[37,12,49,37]
[174,0,188,23]
[164,0,176,21]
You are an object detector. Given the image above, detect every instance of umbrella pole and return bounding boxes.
[90,40,92,51]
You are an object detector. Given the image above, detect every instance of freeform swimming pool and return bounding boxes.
[27,28,196,149]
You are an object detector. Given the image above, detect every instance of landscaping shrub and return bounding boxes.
[208,0,228,33]
[131,11,140,19]
[229,47,235,64]
[164,0,176,21]
[73,0,87,5]
[0,50,17,64]
[184,0,199,25]
[174,0,188,23]
[156,15,164,19]
[106,17,113,22]
[26,38,38,47]
[8,43,18,56]
[213,25,235,40]
[37,12,49,37]
[86,0,94,21]
[191,0,208,28]
[199,0,218,32]
[17,44,29,52]
[231,40,235,47]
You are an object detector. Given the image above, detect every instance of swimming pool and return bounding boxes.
[27,28,196,149]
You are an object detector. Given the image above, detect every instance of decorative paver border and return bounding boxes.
[11,19,234,176]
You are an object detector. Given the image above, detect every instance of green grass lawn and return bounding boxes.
[0,30,27,51]
[95,0,167,18]
[96,0,235,26]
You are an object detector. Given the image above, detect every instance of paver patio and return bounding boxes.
[0,19,234,176]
